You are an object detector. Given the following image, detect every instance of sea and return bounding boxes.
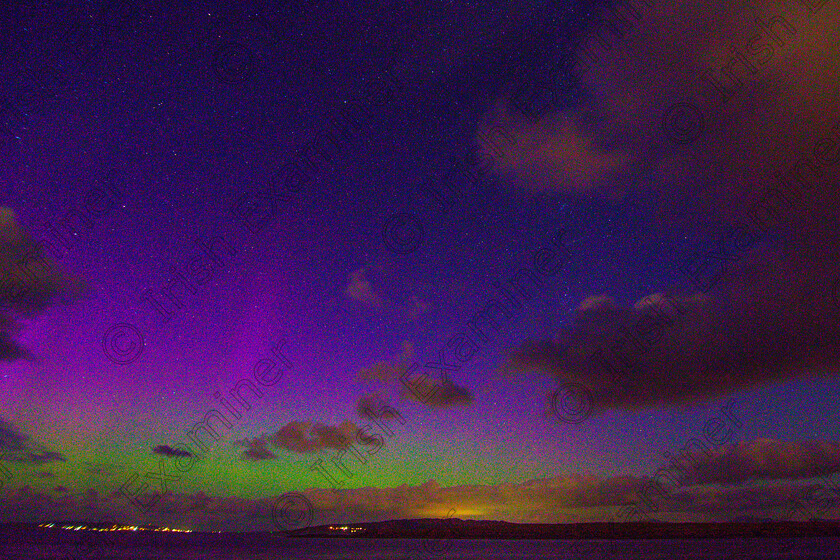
[2,532,839,560]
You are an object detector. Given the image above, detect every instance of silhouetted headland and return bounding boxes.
[288,519,840,539]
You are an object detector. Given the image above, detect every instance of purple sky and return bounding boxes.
[0,0,839,532]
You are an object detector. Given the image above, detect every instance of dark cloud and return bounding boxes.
[0,207,87,361]
[0,417,29,451]
[83,461,124,478]
[489,0,840,412]
[26,451,66,464]
[242,447,277,461]
[343,269,428,321]
[3,440,838,529]
[399,373,473,408]
[234,420,378,457]
[357,340,413,382]
[344,267,384,307]
[4,466,835,530]
[504,278,840,413]
[355,392,401,420]
[153,445,193,458]
[668,477,840,524]
[358,343,473,409]
[484,0,840,229]
[0,418,66,464]
[675,439,840,487]
[233,437,277,462]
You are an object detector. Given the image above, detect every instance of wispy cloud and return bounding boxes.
[0,418,66,464]
[358,340,414,382]
[0,207,87,361]
[234,420,379,459]
[153,445,193,459]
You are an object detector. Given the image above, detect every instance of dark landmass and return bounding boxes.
[2,521,831,560]
[288,519,840,540]
[4,519,838,541]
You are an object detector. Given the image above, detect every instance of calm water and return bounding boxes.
[4,532,840,559]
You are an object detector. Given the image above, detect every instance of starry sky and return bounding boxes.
[0,0,839,532]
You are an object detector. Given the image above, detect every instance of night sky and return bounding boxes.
[1,0,839,532]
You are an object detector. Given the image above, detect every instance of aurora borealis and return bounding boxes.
[0,0,839,533]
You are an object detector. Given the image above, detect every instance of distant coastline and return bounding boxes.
[288,519,840,540]
[16,519,840,539]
